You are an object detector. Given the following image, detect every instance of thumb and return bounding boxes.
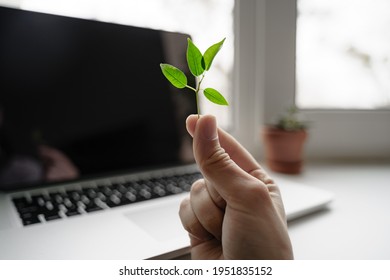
[193,115,255,197]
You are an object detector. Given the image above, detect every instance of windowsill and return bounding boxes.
[267,159,390,259]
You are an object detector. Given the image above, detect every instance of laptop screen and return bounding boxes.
[0,6,196,190]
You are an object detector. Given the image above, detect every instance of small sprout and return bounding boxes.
[276,106,307,131]
[160,37,228,118]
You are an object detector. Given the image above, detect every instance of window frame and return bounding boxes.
[233,0,390,160]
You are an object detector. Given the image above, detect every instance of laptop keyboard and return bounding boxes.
[12,172,202,226]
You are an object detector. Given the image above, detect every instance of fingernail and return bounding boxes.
[202,115,218,140]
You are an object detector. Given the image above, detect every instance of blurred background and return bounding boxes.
[0,0,389,160]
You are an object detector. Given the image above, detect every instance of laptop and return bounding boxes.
[0,6,333,259]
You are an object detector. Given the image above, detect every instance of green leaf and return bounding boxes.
[160,63,187,89]
[203,88,229,106]
[186,38,204,77]
[202,38,225,71]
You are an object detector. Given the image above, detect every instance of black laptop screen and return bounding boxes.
[0,6,196,190]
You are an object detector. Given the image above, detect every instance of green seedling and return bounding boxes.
[160,38,228,118]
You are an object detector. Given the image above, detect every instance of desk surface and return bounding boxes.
[270,160,390,260]
[174,160,390,260]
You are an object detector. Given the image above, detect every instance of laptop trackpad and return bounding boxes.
[124,200,187,242]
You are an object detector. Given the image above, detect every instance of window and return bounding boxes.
[246,0,390,159]
[296,0,390,109]
[1,0,234,128]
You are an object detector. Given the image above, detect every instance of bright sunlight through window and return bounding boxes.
[296,0,390,109]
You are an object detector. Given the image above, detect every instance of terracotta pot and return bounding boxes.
[262,127,307,174]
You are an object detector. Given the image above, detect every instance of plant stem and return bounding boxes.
[195,74,205,119]
[195,89,200,119]
[186,75,205,119]
[185,85,196,92]
[185,84,200,118]
[198,74,205,88]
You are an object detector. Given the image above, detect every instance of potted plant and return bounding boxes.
[262,106,308,174]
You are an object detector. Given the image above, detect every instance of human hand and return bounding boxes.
[38,145,79,182]
[179,115,293,259]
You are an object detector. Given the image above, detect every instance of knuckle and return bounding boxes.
[201,147,234,173]
[237,182,272,206]
[267,183,282,195]
[200,208,221,230]
[182,220,195,235]
[178,196,207,239]
[249,168,274,185]
[190,179,205,194]
[207,187,226,209]
[178,196,190,217]
[191,178,226,209]
[182,217,202,237]
[178,200,196,234]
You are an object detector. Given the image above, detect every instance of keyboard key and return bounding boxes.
[19,211,34,219]
[63,198,73,208]
[125,192,137,202]
[17,205,41,214]
[153,186,166,197]
[43,211,61,221]
[22,216,41,226]
[96,192,107,202]
[85,205,103,213]
[98,185,112,196]
[139,189,151,199]
[84,188,97,199]
[66,210,81,217]
[12,197,29,208]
